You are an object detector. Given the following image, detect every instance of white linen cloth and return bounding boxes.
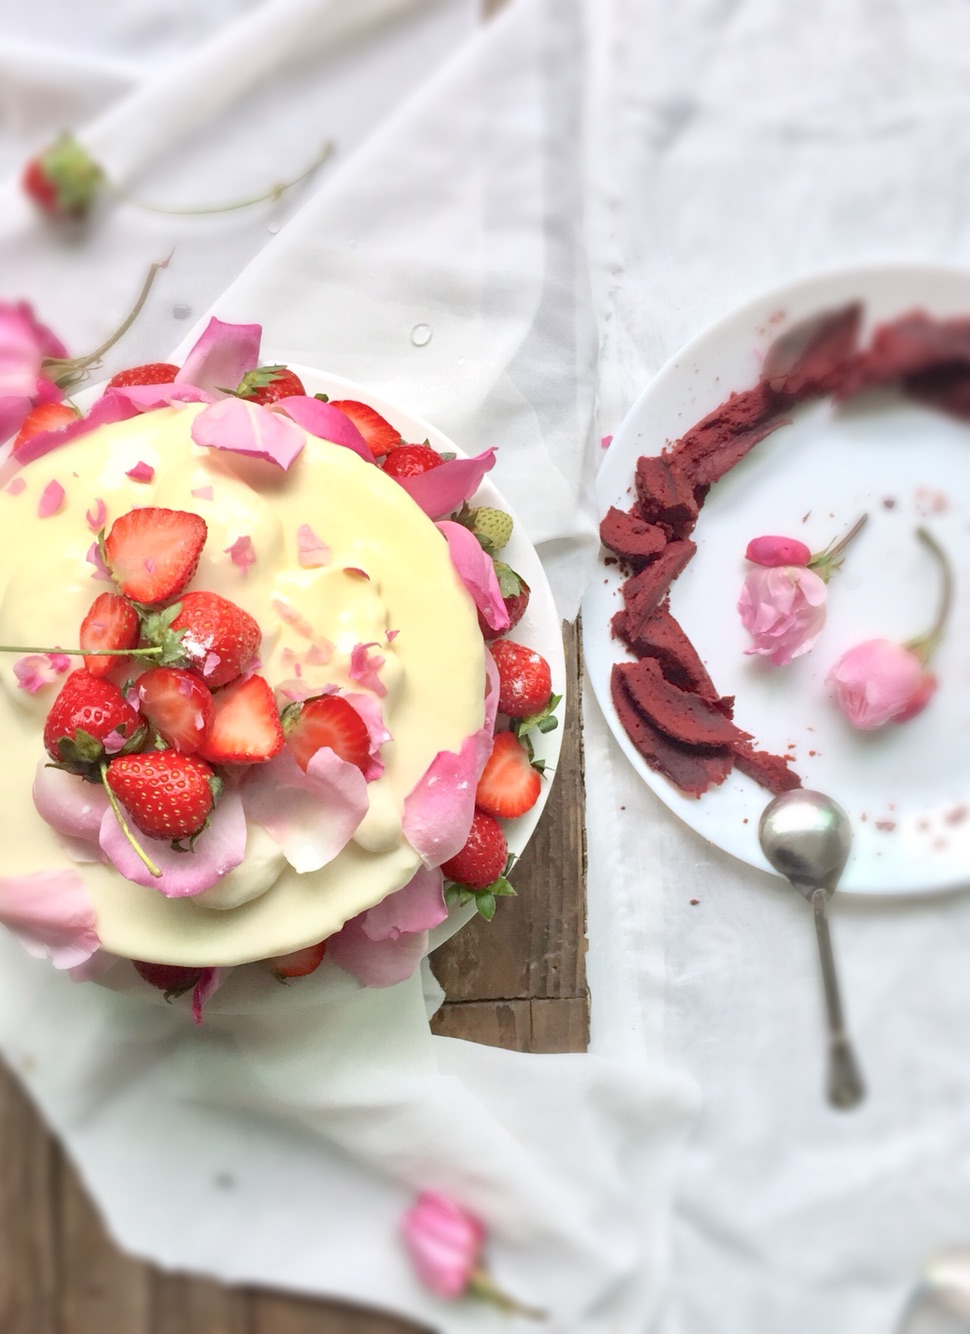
[5,0,970,1331]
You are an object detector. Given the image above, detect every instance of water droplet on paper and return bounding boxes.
[457,356,466,366]
[266,222,281,235]
[172,303,191,320]
[410,323,432,347]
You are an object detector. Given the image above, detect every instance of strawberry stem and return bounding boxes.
[111,140,334,217]
[40,258,170,390]
[99,761,162,879]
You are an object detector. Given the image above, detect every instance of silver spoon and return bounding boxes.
[758,789,865,1109]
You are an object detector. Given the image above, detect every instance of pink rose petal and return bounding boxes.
[6,477,26,496]
[361,864,447,941]
[86,497,106,531]
[0,868,100,969]
[33,761,110,842]
[225,534,256,575]
[601,434,614,449]
[349,642,386,697]
[14,652,70,694]
[191,485,214,501]
[402,726,493,868]
[125,460,155,483]
[342,691,392,782]
[328,921,430,988]
[241,748,367,873]
[37,478,64,517]
[176,317,262,396]
[393,447,497,519]
[86,540,113,582]
[297,523,331,568]
[106,382,213,412]
[98,790,247,897]
[191,397,306,470]
[275,397,374,463]
[436,520,510,634]
[192,967,222,1025]
[14,392,140,465]
[271,596,315,638]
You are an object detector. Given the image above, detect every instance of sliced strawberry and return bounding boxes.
[490,639,553,719]
[104,751,216,840]
[198,674,284,765]
[380,443,444,479]
[267,940,327,980]
[327,400,402,459]
[12,401,79,453]
[43,670,144,772]
[475,731,542,820]
[79,592,140,676]
[104,507,207,604]
[284,695,371,774]
[440,808,508,891]
[132,960,203,999]
[136,667,214,753]
[234,365,306,405]
[107,362,181,388]
[168,591,261,688]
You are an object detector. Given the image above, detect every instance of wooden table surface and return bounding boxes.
[0,621,587,1334]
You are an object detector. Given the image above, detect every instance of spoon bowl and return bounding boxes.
[759,789,865,1110]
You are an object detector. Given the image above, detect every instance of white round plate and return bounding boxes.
[583,262,970,896]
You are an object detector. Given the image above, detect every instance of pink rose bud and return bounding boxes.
[745,534,812,567]
[826,638,937,729]
[737,565,828,665]
[401,1191,485,1299]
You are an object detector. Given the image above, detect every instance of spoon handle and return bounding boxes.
[811,887,865,1109]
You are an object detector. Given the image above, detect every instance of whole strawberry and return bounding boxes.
[167,591,261,688]
[43,670,144,773]
[107,363,181,389]
[440,808,509,891]
[22,133,105,220]
[381,443,443,479]
[489,640,553,720]
[234,365,306,405]
[479,563,530,642]
[132,959,203,1000]
[104,751,217,840]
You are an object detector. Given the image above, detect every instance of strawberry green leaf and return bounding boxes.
[475,891,496,921]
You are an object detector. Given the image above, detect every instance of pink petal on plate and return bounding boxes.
[225,533,256,575]
[394,447,497,519]
[86,497,106,531]
[175,317,262,396]
[297,523,331,568]
[98,790,247,897]
[275,397,374,463]
[326,918,429,988]
[106,382,213,412]
[360,864,447,941]
[402,726,493,868]
[14,392,140,465]
[192,967,223,1025]
[0,868,100,969]
[349,642,386,697]
[33,760,109,842]
[37,479,64,517]
[342,691,392,782]
[191,485,214,501]
[436,520,510,634]
[191,397,306,470]
[241,748,368,873]
[125,460,155,483]
[6,476,26,496]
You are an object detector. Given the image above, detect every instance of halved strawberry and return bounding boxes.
[79,592,140,676]
[440,808,508,891]
[490,639,553,719]
[327,400,402,459]
[380,443,443,478]
[283,695,371,773]
[234,365,306,405]
[107,362,180,388]
[167,591,261,689]
[12,402,79,453]
[104,750,216,840]
[198,674,284,765]
[136,666,214,753]
[267,940,327,980]
[475,731,542,820]
[104,507,207,604]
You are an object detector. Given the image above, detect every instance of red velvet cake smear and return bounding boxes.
[603,300,970,802]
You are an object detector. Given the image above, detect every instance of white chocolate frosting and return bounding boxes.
[0,404,486,965]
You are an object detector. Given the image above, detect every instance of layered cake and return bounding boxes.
[0,318,557,1002]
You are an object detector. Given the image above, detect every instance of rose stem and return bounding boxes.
[99,762,162,879]
[913,525,953,660]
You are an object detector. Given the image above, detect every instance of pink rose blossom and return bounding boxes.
[401,1191,485,1299]
[826,638,937,729]
[738,565,828,665]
